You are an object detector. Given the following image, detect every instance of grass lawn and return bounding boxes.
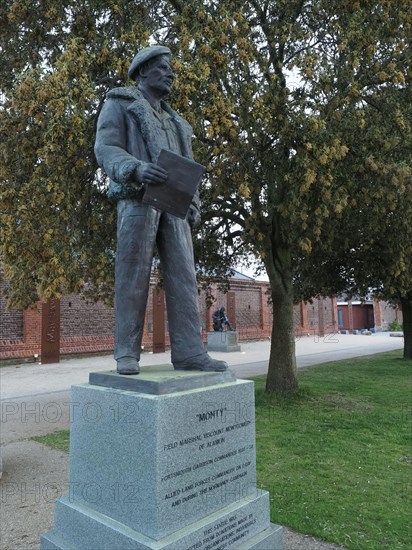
[32,351,411,550]
[32,430,70,451]
[254,351,411,550]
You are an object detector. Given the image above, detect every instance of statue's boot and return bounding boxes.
[173,354,228,372]
[117,357,140,375]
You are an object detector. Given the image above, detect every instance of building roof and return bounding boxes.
[229,270,255,281]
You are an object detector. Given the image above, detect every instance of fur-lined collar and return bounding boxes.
[107,86,192,162]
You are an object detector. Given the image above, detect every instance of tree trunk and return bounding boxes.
[400,294,412,360]
[265,280,299,395]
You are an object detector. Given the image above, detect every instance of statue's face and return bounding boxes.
[142,55,174,96]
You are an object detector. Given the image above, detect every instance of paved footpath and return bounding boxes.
[1,332,404,400]
[0,333,403,550]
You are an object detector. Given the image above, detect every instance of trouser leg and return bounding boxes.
[114,201,160,361]
[156,213,206,364]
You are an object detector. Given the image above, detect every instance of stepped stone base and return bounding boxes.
[41,492,282,549]
[41,365,282,549]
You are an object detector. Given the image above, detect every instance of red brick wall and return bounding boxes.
[231,283,263,339]
[1,275,339,361]
[307,300,320,331]
[373,300,383,330]
[59,295,115,355]
[197,281,271,341]
[323,297,338,333]
[235,287,261,328]
[297,298,338,336]
[374,300,403,331]
[294,303,306,336]
[0,303,42,360]
[60,296,115,337]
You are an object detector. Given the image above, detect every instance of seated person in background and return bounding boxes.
[212,307,234,332]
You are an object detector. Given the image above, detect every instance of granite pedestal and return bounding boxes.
[207,331,241,352]
[41,365,282,549]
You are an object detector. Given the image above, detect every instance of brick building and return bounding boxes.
[337,299,402,332]
[1,271,338,362]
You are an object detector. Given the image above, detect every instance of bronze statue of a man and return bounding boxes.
[95,45,228,375]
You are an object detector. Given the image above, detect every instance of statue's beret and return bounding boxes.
[128,46,172,80]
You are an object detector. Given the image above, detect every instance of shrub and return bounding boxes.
[388,319,403,332]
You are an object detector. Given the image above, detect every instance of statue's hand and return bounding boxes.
[187,205,201,228]
[135,163,168,185]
